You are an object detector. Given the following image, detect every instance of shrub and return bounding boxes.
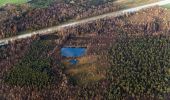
[108,35,170,99]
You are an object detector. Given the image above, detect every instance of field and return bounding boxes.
[0,0,27,6]
[162,3,170,9]
[0,0,55,8]
[116,0,159,8]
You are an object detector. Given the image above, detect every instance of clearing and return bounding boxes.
[0,0,27,6]
[162,3,170,9]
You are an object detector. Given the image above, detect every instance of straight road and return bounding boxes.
[0,0,170,46]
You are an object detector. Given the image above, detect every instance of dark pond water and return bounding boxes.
[61,47,86,57]
[0,43,8,48]
[69,59,79,65]
[40,34,59,40]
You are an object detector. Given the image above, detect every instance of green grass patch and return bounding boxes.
[0,0,55,8]
[0,0,27,6]
[161,3,170,9]
[28,0,55,8]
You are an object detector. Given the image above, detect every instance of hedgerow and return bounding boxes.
[108,35,170,99]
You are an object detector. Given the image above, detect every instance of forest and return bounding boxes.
[0,7,170,99]
[108,35,169,99]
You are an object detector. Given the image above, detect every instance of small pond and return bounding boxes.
[0,43,8,48]
[61,47,86,65]
[61,47,86,57]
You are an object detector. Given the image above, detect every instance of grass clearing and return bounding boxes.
[0,0,54,8]
[161,3,170,9]
[120,0,159,8]
[63,56,105,85]
[0,0,27,6]
[28,0,55,8]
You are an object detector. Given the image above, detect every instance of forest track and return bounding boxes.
[0,0,170,46]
